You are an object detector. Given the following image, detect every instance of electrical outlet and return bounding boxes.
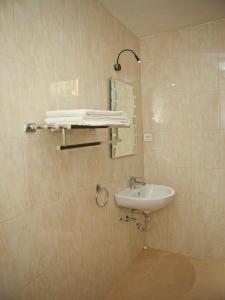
[144,133,152,142]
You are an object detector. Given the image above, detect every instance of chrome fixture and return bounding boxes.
[118,211,151,249]
[24,122,123,151]
[118,215,144,232]
[24,122,109,133]
[95,184,109,208]
[129,176,146,189]
[114,49,141,71]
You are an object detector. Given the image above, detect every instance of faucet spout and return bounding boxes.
[129,176,146,189]
[135,180,146,185]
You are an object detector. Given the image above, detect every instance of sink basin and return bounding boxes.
[115,184,175,213]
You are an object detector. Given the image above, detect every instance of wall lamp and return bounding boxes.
[114,49,141,71]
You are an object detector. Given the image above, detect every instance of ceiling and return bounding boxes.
[100,0,225,37]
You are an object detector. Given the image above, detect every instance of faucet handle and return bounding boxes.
[129,176,145,189]
[129,176,137,182]
[132,176,144,180]
[129,176,145,182]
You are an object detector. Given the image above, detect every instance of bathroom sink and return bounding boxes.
[115,184,175,213]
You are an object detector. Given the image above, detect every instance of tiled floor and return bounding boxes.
[104,249,225,300]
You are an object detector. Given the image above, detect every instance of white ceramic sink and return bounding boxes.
[115,184,175,213]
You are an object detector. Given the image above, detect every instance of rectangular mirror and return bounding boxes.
[110,79,137,158]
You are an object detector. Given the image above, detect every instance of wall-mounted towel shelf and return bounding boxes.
[24,123,109,132]
[24,122,123,151]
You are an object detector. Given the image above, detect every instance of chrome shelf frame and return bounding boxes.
[24,122,124,151]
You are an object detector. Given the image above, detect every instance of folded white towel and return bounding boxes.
[84,115,128,120]
[45,117,130,127]
[46,109,125,118]
[87,111,125,117]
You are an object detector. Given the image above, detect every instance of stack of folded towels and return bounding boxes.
[45,109,130,127]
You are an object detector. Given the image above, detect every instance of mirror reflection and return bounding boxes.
[110,79,137,158]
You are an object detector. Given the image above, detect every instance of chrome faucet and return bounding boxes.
[129,176,146,189]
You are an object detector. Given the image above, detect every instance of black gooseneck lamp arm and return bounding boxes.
[114,49,141,71]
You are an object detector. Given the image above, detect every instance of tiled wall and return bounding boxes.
[141,18,225,260]
[0,1,144,299]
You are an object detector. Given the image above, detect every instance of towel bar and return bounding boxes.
[57,141,102,151]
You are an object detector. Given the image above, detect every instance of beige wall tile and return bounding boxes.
[13,0,41,64]
[20,275,53,300]
[0,209,46,298]
[148,131,191,168]
[190,168,225,259]
[191,131,224,168]
[150,92,191,130]
[20,63,57,123]
[191,168,224,208]
[215,18,225,52]
[0,0,16,59]
[142,57,190,96]
[167,203,193,255]
[190,91,219,130]
[190,54,218,93]
[0,56,23,128]
[141,18,225,261]
[23,134,62,209]
[0,0,144,299]
[146,209,168,250]
[218,54,225,92]
[0,139,28,222]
